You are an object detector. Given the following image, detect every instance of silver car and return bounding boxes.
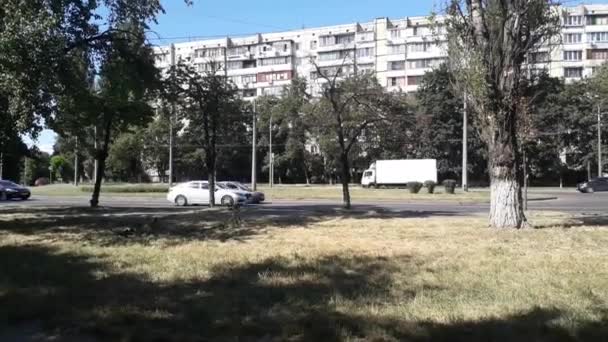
[219,182,265,203]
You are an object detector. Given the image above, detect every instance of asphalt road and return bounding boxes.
[1,190,606,215]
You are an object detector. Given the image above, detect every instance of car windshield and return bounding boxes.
[215,183,227,189]
[236,183,252,191]
[0,180,18,187]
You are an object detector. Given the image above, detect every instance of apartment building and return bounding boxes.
[154,4,608,98]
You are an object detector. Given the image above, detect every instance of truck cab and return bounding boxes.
[361,163,377,188]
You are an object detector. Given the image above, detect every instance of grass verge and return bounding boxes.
[0,207,606,341]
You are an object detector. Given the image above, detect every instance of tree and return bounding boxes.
[415,63,487,181]
[256,78,316,184]
[1,1,191,206]
[444,0,561,228]
[107,132,147,182]
[50,155,69,183]
[175,63,245,207]
[308,63,392,209]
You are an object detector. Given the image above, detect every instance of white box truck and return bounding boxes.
[361,159,437,188]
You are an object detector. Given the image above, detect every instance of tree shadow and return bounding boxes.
[1,244,606,341]
[533,214,608,230]
[0,204,466,245]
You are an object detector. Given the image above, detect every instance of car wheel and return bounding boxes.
[21,195,30,201]
[0,192,6,201]
[586,187,595,194]
[221,195,235,207]
[175,195,188,206]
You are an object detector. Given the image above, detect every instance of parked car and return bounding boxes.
[0,180,31,201]
[577,178,608,193]
[166,181,251,206]
[219,181,265,203]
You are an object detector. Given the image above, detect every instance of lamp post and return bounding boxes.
[598,103,603,177]
[251,99,257,191]
[269,113,274,188]
[462,91,468,192]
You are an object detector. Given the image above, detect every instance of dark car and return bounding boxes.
[0,180,31,200]
[577,177,608,193]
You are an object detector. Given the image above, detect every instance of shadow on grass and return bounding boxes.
[534,214,608,230]
[0,205,463,245]
[0,244,606,341]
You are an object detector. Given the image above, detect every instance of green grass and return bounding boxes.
[0,208,606,341]
[260,185,490,202]
[30,184,165,198]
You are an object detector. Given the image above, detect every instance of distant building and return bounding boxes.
[154,4,608,97]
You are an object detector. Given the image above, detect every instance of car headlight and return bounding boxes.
[6,188,18,193]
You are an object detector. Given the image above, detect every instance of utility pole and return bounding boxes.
[269,113,273,188]
[598,103,602,178]
[0,152,3,180]
[169,43,176,187]
[74,137,79,186]
[23,158,27,186]
[251,99,257,191]
[462,91,468,192]
[94,126,98,183]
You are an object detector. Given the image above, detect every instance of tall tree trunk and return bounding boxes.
[488,137,526,229]
[90,118,113,208]
[340,151,351,209]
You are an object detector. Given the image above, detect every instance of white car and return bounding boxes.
[167,181,251,206]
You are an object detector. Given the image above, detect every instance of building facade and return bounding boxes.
[154,4,608,97]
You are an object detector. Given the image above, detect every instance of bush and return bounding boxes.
[443,179,457,194]
[424,180,437,194]
[406,182,423,194]
[79,184,169,193]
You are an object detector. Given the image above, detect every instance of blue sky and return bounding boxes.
[28,0,607,153]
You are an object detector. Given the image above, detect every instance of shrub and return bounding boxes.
[407,181,423,194]
[79,184,169,193]
[424,180,437,194]
[443,179,457,194]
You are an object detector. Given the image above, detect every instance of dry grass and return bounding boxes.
[0,207,607,341]
[31,183,492,202]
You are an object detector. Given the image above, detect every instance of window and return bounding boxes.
[587,16,608,25]
[257,71,292,83]
[226,61,242,70]
[201,183,209,190]
[259,57,289,66]
[588,49,608,60]
[310,40,317,49]
[336,34,355,45]
[227,46,250,56]
[412,27,418,36]
[296,43,301,51]
[529,51,549,63]
[242,74,257,84]
[358,32,374,42]
[194,48,224,58]
[318,50,353,61]
[564,15,584,26]
[388,61,405,70]
[243,60,257,68]
[408,42,434,53]
[407,75,423,85]
[408,58,443,69]
[388,77,406,87]
[358,63,374,73]
[390,29,402,39]
[588,32,608,43]
[320,36,335,47]
[564,67,583,78]
[243,89,256,97]
[564,33,582,44]
[188,182,200,189]
[390,44,406,55]
[356,47,374,58]
[263,87,283,96]
[563,50,582,61]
